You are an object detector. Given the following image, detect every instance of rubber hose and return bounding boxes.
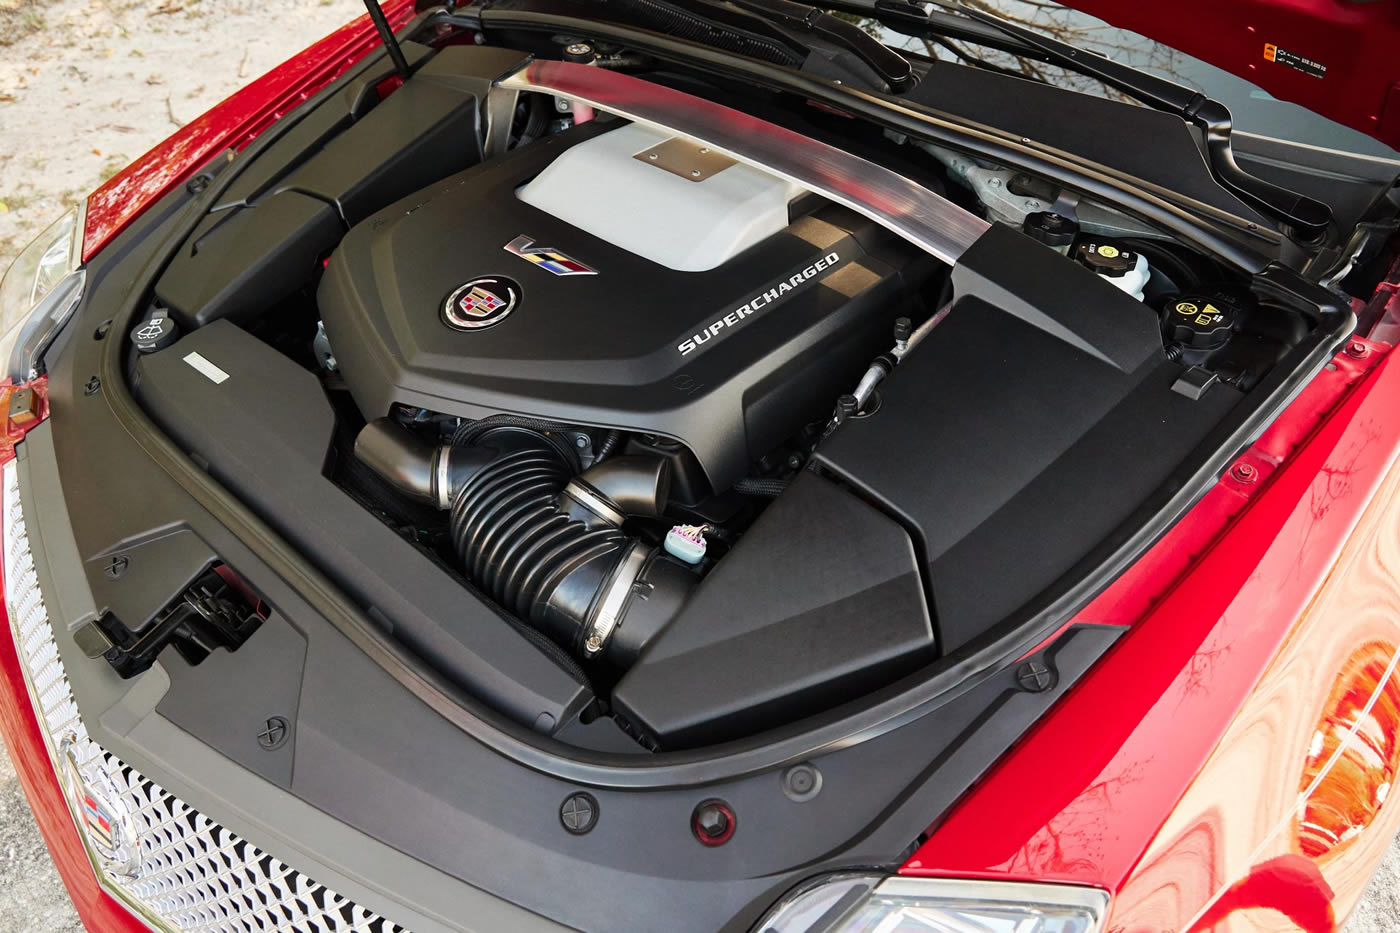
[517,92,552,145]
[733,476,789,497]
[448,437,641,652]
[452,414,580,470]
[595,430,623,461]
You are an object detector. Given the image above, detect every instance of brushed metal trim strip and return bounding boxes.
[498,60,989,266]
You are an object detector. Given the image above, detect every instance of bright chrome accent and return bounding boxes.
[584,542,648,657]
[497,61,990,266]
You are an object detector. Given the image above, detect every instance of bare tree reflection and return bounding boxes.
[855,0,1192,104]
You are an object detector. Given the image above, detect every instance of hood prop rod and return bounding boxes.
[362,0,411,81]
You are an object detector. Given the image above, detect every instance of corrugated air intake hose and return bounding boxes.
[354,418,691,667]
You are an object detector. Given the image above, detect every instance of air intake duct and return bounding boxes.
[354,419,690,666]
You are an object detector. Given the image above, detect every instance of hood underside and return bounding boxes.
[1059,0,1400,148]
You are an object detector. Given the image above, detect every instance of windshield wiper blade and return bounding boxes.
[830,0,1333,237]
[716,0,915,91]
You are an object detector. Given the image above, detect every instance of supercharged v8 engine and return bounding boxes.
[128,46,1342,751]
[304,113,941,744]
[319,120,930,493]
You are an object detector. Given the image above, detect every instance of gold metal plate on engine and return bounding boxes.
[633,137,737,182]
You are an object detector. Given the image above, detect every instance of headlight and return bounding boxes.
[754,874,1110,933]
[0,205,85,383]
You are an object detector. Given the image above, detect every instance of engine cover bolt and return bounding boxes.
[781,763,822,802]
[691,799,736,846]
[560,792,599,835]
[1016,659,1055,693]
[1231,462,1258,483]
[1346,340,1370,359]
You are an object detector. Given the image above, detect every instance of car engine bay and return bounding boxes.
[108,33,1369,753]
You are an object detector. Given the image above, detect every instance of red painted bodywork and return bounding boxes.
[1058,0,1400,149]
[2,8,416,930]
[0,607,148,933]
[905,321,1400,929]
[79,0,416,262]
[9,2,1400,930]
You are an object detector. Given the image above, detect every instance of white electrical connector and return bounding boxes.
[664,524,709,565]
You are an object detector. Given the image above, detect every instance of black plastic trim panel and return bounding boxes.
[72,7,1352,793]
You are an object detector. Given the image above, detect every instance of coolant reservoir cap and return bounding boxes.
[1163,293,1241,350]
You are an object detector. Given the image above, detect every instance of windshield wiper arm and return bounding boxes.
[714,0,915,91]
[829,0,1332,237]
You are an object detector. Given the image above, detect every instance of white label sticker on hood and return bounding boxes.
[183,351,229,384]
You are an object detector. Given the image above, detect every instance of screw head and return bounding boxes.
[987,177,1002,189]
[256,716,290,750]
[1231,462,1258,483]
[84,376,101,396]
[647,152,658,160]
[781,763,822,802]
[1024,199,1042,211]
[1016,659,1055,693]
[560,792,599,835]
[103,556,129,580]
[1346,340,1370,359]
[690,169,702,178]
[692,800,736,846]
[185,172,213,195]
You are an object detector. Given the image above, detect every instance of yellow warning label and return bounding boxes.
[1175,302,1198,316]
[1097,245,1120,258]
[1263,42,1326,78]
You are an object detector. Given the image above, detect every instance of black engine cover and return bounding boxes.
[318,122,932,490]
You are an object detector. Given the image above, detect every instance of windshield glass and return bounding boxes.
[874,0,1400,160]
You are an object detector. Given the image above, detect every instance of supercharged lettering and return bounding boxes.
[677,252,841,356]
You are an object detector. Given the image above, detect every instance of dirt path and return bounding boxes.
[0,0,363,266]
[0,1,356,928]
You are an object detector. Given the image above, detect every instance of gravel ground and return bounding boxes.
[1,1,1398,930]
[0,0,359,929]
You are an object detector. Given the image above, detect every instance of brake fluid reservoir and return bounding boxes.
[1073,237,1151,301]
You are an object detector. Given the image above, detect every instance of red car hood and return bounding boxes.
[1059,0,1400,149]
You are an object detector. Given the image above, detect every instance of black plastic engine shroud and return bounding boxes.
[318,122,935,491]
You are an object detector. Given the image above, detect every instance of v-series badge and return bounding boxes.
[677,252,842,356]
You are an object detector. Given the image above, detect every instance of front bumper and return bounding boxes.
[0,424,584,933]
[2,457,411,933]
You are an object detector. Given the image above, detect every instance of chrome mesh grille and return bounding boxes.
[3,460,409,933]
